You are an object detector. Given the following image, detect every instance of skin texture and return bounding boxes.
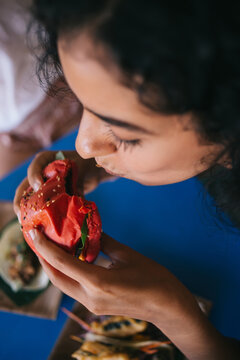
[59,35,220,186]
[14,35,240,360]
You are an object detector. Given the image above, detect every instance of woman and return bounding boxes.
[14,1,240,359]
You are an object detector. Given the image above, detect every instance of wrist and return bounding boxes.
[151,292,237,360]
[146,271,199,329]
[143,275,222,359]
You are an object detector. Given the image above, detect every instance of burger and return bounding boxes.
[20,155,102,263]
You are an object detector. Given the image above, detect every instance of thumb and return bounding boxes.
[100,232,133,263]
[27,151,56,191]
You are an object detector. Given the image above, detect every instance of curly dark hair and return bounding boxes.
[31,0,240,228]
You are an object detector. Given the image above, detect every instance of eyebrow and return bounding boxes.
[85,107,154,134]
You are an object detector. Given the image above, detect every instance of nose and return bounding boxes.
[75,109,116,159]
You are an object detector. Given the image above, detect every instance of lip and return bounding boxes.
[103,167,124,177]
[96,161,124,177]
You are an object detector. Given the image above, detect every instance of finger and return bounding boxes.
[29,229,106,283]
[38,257,84,300]
[13,177,29,222]
[27,151,57,191]
[39,257,104,313]
[100,233,135,263]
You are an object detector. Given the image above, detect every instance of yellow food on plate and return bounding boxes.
[64,309,175,360]
[71,340,135,360]
[91,316,147,338]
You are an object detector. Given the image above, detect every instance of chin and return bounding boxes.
[122,174,163,186]
[123,173,197,186]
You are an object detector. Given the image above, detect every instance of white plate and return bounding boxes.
[0,219,49,292]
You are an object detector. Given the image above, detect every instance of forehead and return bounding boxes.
[58,34,187,135]
[58,36,149,111]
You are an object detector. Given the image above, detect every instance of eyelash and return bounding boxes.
[106,127,142,151]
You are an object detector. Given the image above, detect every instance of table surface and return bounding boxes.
[0,128,240,360]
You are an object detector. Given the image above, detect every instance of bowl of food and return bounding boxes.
[0,217,49,305]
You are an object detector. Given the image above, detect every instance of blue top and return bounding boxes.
[0,129,239,360]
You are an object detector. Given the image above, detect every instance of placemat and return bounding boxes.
[0,201,62,319]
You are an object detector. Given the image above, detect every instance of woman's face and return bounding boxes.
[58,36,219,186]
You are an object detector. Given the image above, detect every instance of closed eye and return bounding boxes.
[105,126,142,151]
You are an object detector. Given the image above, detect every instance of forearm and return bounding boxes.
[153,299,240,360]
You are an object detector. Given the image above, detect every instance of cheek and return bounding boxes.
[115,141,167,173]
[117,135,209,175]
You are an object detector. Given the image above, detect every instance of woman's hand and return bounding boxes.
[28,229,239,360]
[28,228,198,324]
[13,150,114,221]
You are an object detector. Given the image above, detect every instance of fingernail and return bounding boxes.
[17,212,21,224]
[33,181,41,192]
[29,229,37,242]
